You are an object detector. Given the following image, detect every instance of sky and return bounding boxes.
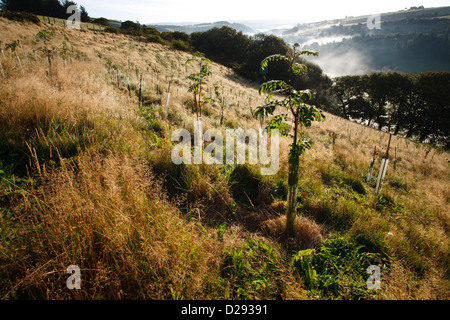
[74,0,450,25]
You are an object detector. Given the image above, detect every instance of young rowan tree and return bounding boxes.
[254,43,325,238]
[184,51,213,120]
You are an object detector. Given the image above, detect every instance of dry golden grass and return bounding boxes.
[2,151,226,299]
[262,215,325,249]
[1,17,449,300]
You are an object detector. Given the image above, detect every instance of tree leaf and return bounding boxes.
[259,80,289,95]
[261,54,289,71]
[291,63,307,75]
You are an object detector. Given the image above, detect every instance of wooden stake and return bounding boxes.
[367,146,377,182]
[394,147,397,171]
[139,74,142,107]
[385,134,392,159]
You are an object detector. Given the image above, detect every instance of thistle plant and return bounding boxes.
[254,43,325,238]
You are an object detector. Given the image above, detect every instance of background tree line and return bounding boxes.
[0,0,90,22]
[330,72,450,148]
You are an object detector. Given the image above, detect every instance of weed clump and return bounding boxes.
[222,237,292,299]
[292,237,381,299]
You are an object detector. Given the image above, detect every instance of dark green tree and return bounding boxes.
[331,75,363,119]
[363,73,391,130]
[415,72,450,145]
[384,73,417,135]
[120,20,141,32]
[79,5,89,22]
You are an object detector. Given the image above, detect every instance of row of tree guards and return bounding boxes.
[1,32,90,79]
[108,64,248,119]
[110,59,395,197]
[108,66,172,117]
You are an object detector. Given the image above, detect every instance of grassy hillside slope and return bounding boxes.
[0,17,448,300]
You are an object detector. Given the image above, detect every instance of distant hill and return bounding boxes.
[148,21,255,34]
[269,6,450,76]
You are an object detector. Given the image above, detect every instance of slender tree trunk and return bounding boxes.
[286,116,299,238]
[286,158,299,238]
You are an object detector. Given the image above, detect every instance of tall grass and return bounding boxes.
[1,17,448,300]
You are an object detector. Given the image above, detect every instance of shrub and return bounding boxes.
[0,10,41,25]
[146,34,165,45]
[92,17,110,26]
[104,26,118,34]
[171,39,191,52]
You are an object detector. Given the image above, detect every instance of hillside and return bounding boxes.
[149,20,256,34]
[0,17,449,300]
[271,6,450,76]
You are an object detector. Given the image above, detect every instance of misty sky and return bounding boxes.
[74,0,450,24]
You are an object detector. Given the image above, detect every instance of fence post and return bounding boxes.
[394,147,397,171]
